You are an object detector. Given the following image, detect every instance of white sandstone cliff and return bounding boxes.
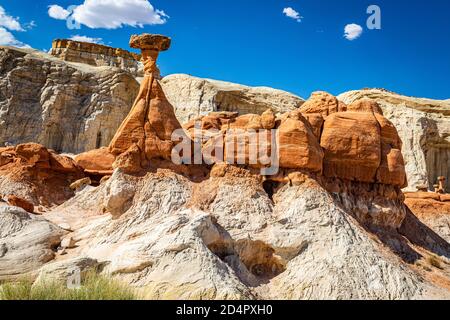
[0,46,140,154]
[161,74,305,124]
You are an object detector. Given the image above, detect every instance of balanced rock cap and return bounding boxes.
[129,34,171,51]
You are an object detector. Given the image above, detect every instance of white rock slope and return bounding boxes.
[0,204,64,281]
[161,74,304,123]
[39,168,450,299]
[0,47,139,153]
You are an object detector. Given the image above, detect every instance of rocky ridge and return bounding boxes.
[0,46,140,154]
[161,74,305,124]
[51,39,144,77]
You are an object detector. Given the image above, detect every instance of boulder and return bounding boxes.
[298,91,343,142]
[34,257,101,285]
[300,113,323,138]
[15,143,50,167]
[338,89,450,192]
[261,109,276,129]
[278,113,323,172]
[112,144,144,174]
[223,128,272,168]
[227,114,263,130]
[70,177,92,191]
[0,143,85,206]
[300,91,345,117]
[375,114,407,187]
[7,195,34,213]
[183,112,238,132]
[60,236,77,249]
[320,112,381,182]
[74,147,115,175]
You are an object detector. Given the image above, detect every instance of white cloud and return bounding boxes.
[344,23,363,40]
[48,5,71,20]
[69,35,103,44]
[0,27,30,48]
[0,5,24,31]
[0,6,30,48]
[48,0,168,29]
[283,7,302,22]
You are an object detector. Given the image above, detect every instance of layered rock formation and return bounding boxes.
[339,89,450,192]
[0,46,139,154]
[35,166,449,299]
[404,192,450,242]
[107,34,182,173]
[51,39,144,77]
[0,143,85,206]
[181,92,407,189]
[182,109,324,173]
[161,74,305,124]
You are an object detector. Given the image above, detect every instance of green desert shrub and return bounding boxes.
[0,272,138,300]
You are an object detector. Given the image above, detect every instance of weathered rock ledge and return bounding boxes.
[51,39,143,76]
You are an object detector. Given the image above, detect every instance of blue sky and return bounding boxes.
[0,0,449,100]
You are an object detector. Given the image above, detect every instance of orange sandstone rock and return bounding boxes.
[301,113,324,139]
[298,92,342,141]
[15,143,51,168]
[0,143,85,206]
[321,112,381,183]
[300,91,345,117]
[74,147,115,175]
[183,112,238,132]
[319,108,406,186]
[7,195,34,213]
[227,114,263,130]
[109,34,182,171]
[405,196,450,220]
[404,192,441,201]
[347,99,383,115]
[112,144,143,174]
[278,113,323,172]
[64,34,408,189]
[375,113,407,187]
[261,109,276,129]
